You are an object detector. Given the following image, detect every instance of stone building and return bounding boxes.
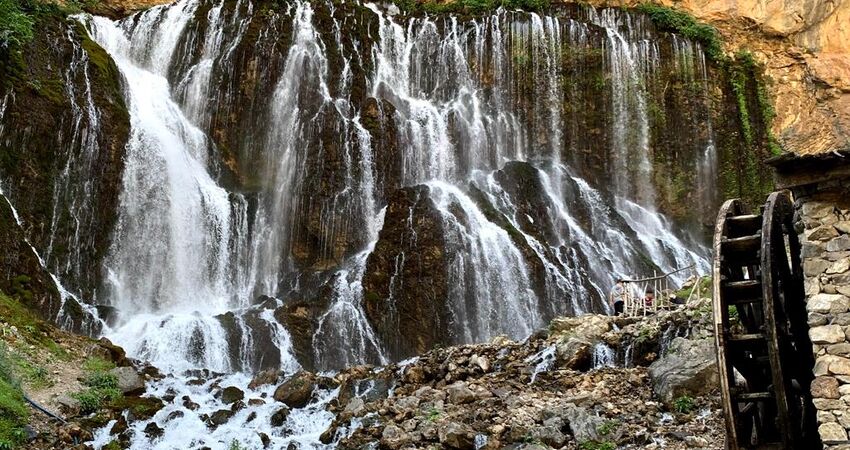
[770,150,850,447]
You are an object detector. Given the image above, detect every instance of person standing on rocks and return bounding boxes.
[644,287,655,308]
[610,279,626,315]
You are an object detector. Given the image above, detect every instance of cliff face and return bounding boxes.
[0,13,130,333]
[590,0,850,156]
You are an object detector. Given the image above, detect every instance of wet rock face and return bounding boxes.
[363,185,450,360]
[0,17,129,332]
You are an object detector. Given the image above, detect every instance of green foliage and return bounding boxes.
[673,395,695,414]
[426,407,441,421]
[71,364,122,414]
[394,0,550,16]
[596,419,619,437]
[0,0,34,49]
[228,440,248,450]
[83,357,116,373]
[579,441,616,450]
[0,346,28,449]
[637,3,723,62]
[727,305,739,324]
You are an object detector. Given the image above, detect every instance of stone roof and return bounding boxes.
[768,149,850,189]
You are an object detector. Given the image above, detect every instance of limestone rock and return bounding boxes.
[438,422,475,450]
[648,338,718,404]
[109,367,145,396]
[830,357,850,375]
[811,376,840,399]
[209,409,234,426]
[810,225,839,241]
[810,325,847,344]
[563,404,606,442]
[248,369,281,390]
[555,338,592,370]
[827,235,850,252]
[270,407,290,427]
[820,422,848,441]
[828,259,850,274]
[273,371,316,408]
[446,382,476,404]
[835,221,850,234]
[808,293,850,314]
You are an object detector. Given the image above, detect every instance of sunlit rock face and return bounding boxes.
[1,0,726,372]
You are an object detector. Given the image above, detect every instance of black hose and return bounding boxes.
[23,395,67,424]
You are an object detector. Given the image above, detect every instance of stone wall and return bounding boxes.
[797,180,850,447]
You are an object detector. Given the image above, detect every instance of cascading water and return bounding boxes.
[71,0,717,369]
[1,0,726,446]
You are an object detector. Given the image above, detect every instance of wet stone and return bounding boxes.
[221,386,245,404]
[270,407,290,427]
[143,422,163,439]
[209,409,235,426]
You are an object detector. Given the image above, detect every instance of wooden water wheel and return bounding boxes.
[713,191,820,449]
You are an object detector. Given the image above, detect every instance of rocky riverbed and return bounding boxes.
[11,294,722,449]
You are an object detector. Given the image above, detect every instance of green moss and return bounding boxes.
[0,346,28,449]
[0,0,34,48]
[637,3,724,63]
[393,0,550,16]
[107,396,163,420]
[579,441,616,450]
[83,356,116,373]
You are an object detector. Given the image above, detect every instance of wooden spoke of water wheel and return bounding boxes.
[712,191,820,450]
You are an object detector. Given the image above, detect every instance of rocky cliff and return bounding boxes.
[587,0,850,157]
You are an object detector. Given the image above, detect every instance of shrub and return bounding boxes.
[0,0,34,48]
[637,3,724,62]
[674,395,696,414]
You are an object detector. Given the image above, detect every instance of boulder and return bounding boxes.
[109,367,145,395]
[57,395,80,416]
[562,405,606,442]
[555,337,592,370]
[220,386,244,404]
[143,422,163,439]
[438,421,475,449]
[381,424,410,449]
[210,409,235,426]
[648,338,718,404]
[270,407,290,427]
[446,382,476,404]
[249,369,282,390]
[273,371,316,408]
[549,315,612,342]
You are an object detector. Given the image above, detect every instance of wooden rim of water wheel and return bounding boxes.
[712,191,819,449]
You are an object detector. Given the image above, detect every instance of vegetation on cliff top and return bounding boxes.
[0,0,34,48]
[637,3,724,63]
[393,0,550,15]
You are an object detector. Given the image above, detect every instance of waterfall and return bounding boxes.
[59,0,719,380]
